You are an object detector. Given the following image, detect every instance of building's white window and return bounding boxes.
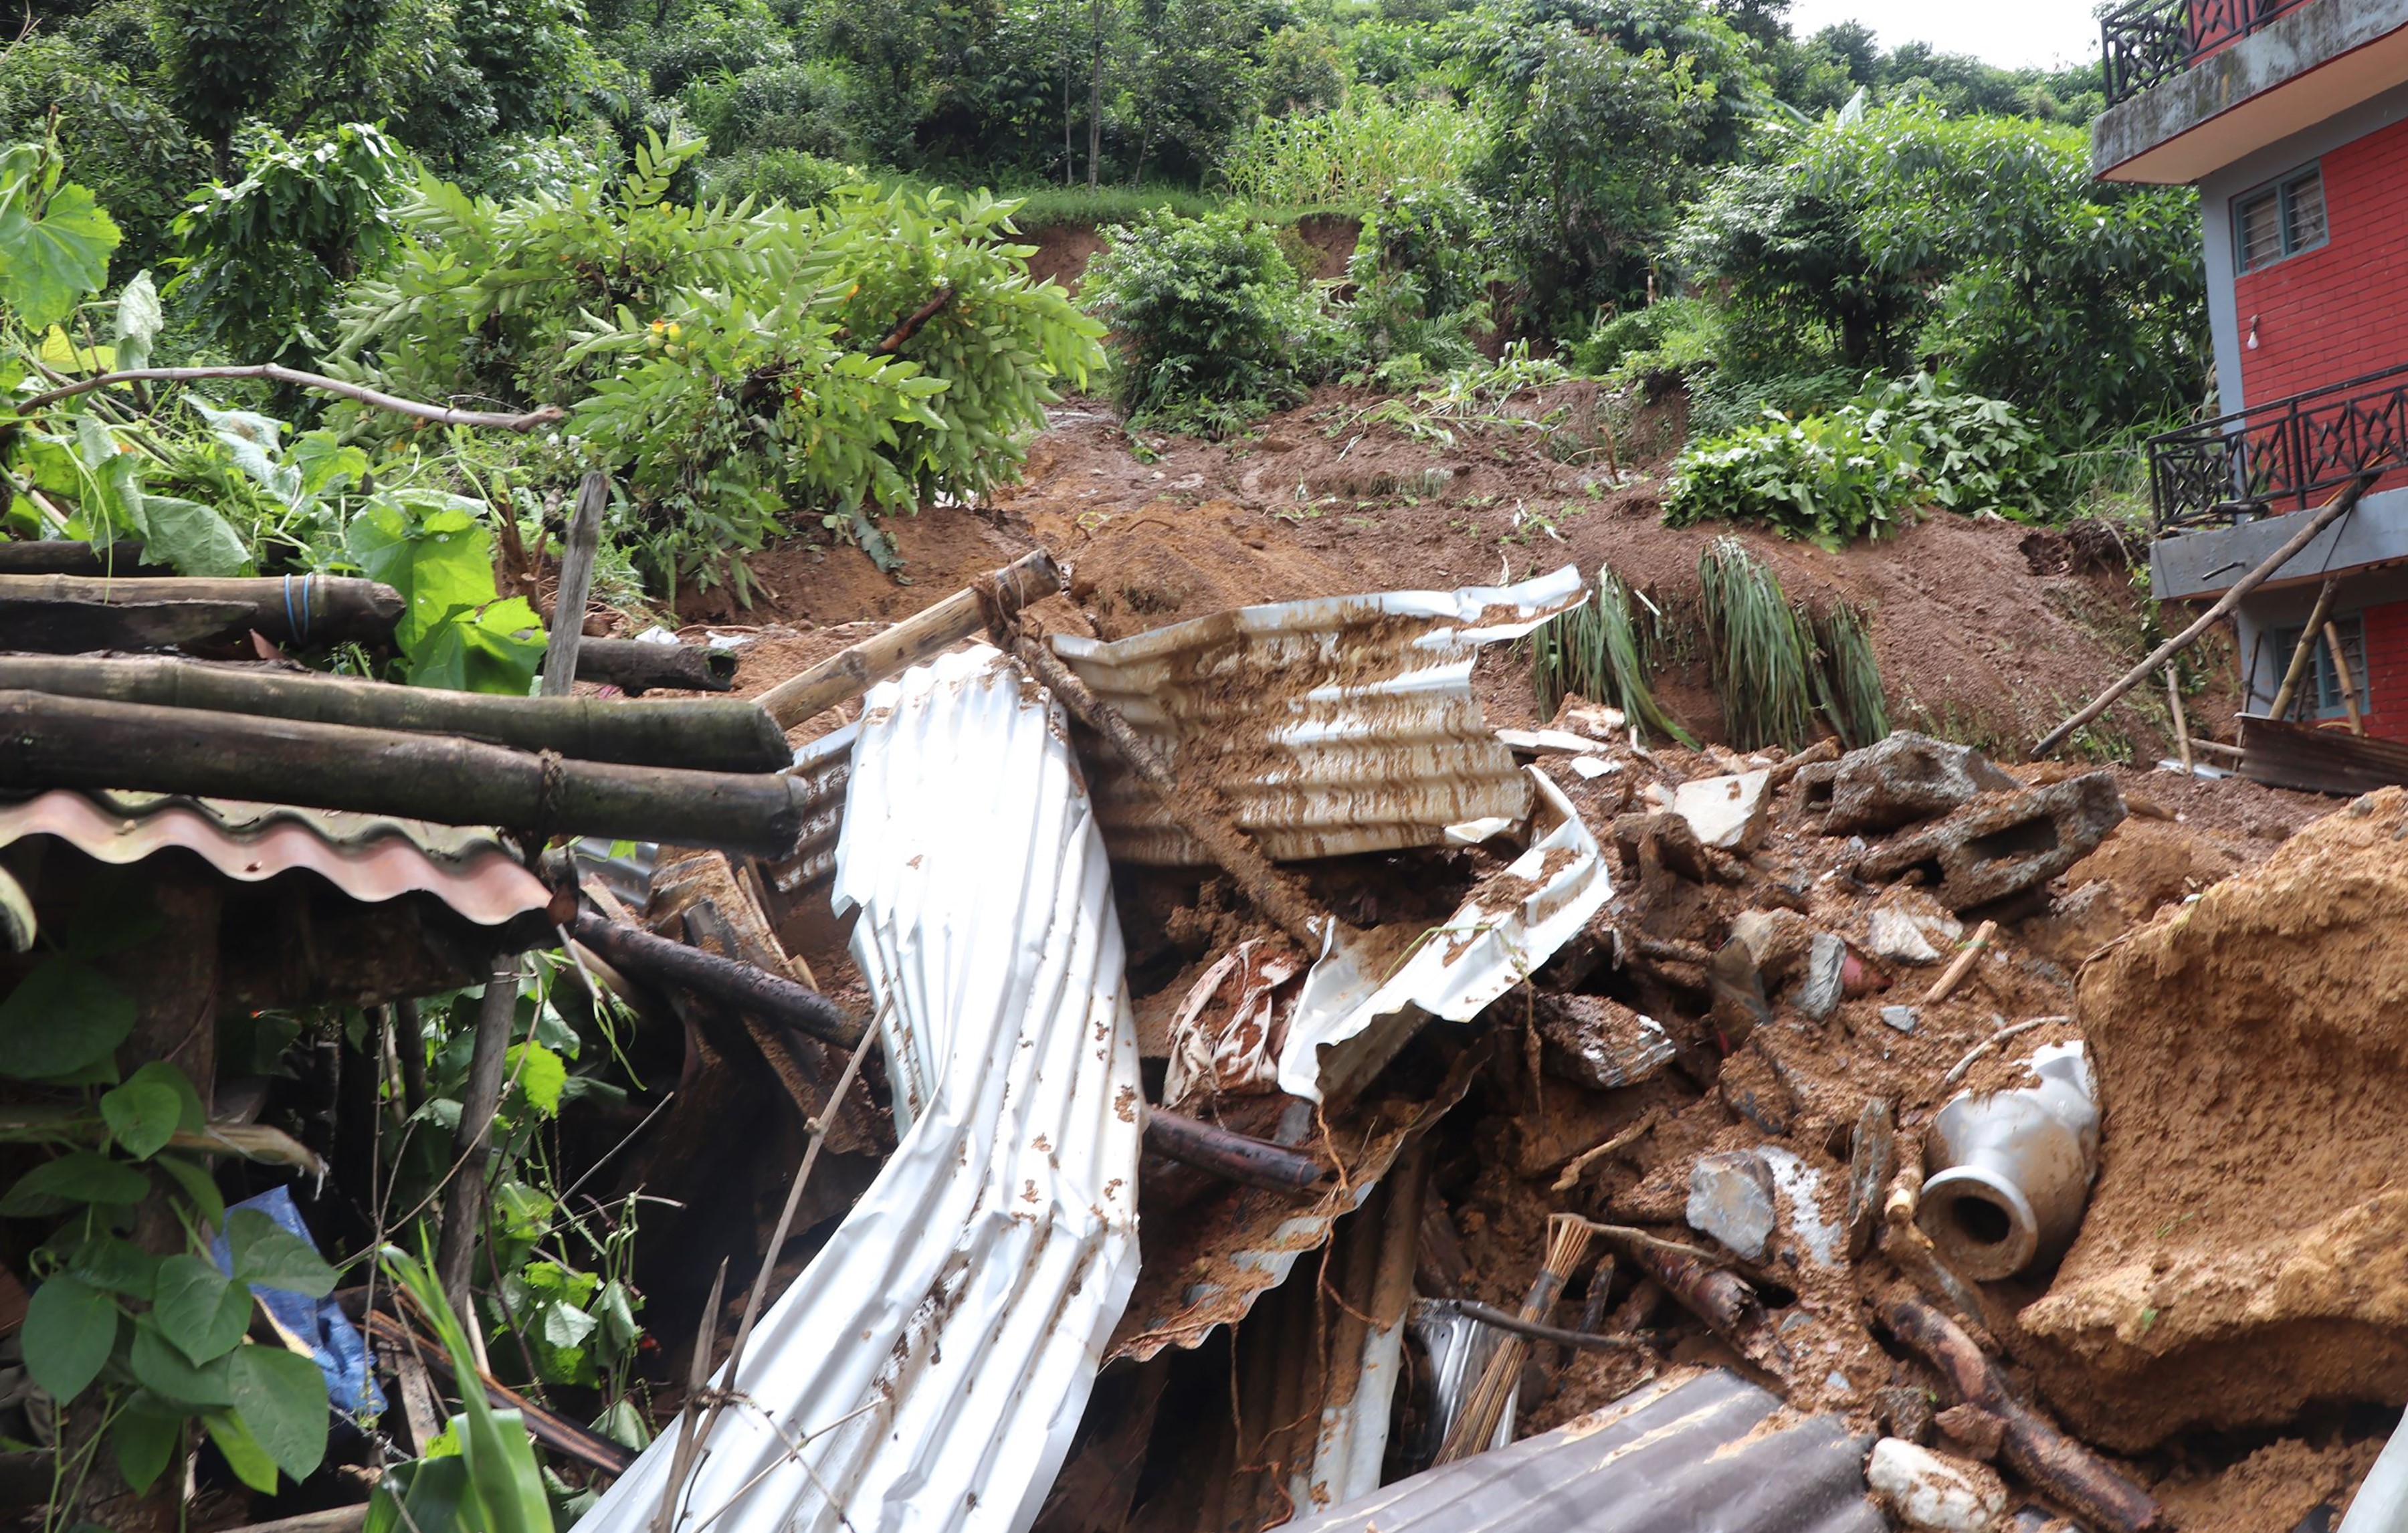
[2272,613,2367,720]
[2237,164,2328,272]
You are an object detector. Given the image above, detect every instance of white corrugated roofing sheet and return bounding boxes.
[1051,567,1589,865]
[577,646,1143,1533]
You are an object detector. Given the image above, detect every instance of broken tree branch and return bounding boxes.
[0,690,817,855]
[566,908,865,1051]
[2033,475,2371,758]
[0,653,791,772]
[0,572,403,645]
[757,549,1064,728]
[435,956,518,1314]
[18,365,567,432]
[539,472,609,700]
[560,636,738,695]
[871,288,954,356]
[1882,1294,2165,1533]
[1457,1300,1643,1351]
[1143,1106,1328,1193]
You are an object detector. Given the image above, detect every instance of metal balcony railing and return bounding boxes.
[2102,0,2321,106]
[2148,359,2408,533]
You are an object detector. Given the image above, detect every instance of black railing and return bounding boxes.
[2102,0,2322,106]
[2149,359,2408,533]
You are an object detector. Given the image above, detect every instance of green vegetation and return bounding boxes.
[1530,566,1696,748]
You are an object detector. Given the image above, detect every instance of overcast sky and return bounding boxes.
[1785,0,2105,71]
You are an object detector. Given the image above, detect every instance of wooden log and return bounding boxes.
[0,690,814,855]
[1883,1295,2165,1533]
[540,473,608,700]
[437,956,518,1314]
[0,540,172,577]
[756,549,1064,728]
[567,908,864,1050]
[2033,476,2370,758]
[0,598,251,652]
[0,572,402,645]
[1457,1300,1642,1351]
[2268,576,2339,722]
[0,653,791,771]
[1142,1106,1328,1193]
[561,636,736,694]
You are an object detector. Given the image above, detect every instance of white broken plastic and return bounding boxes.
[1496,726,1601,755]
[1277,767,1615,1102]
[1671,769,1771,851]
[1567,756,1621,781]
[578,647,1142,1533]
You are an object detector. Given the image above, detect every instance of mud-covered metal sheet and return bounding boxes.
[579,647,1143,1533]
[1278,1368,1883,1533]
[1051,567,1588,865]
[0,789,548,924]
[763,718,858,902]
[1280,767,1612,1103]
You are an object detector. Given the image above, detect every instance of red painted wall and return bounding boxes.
[2234,114,2408,408]
[2354,597,2408,741]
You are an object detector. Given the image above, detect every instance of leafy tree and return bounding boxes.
[0,33,206,272]
[151,0,334,166]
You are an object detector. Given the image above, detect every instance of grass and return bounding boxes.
[1528,567,1696,747]
[1698,538,1819,752]
[1811,603,1891,748]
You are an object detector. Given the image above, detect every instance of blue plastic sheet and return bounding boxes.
[209,1185,386,1418]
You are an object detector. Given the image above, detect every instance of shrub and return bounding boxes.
[685,59,856,157]
[1699,537,1819,752]
[1084,208,1338,435]
[1529,567,1696,748]
[1344,182,1491,375]
[699,147,864,207]
[1571,295,1718,384]
[1664,408,1916,551]
[1854,372,2053,518]
[1217,93,1488,211]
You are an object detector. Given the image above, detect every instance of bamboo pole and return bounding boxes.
[757,550,1064,728]
[0,690,815,855]
[1142,1105,1328,1192]
[0,540,169,577]
[2164,665,2192,772]
[566,909,864,1049]
[540,472,609,700]
[0,597,253,652]
[0,653,790,771]
[2032,476,2370,758]
[2326,621,2365,736]
[2268,576,2340,722]
[0,572,403,645]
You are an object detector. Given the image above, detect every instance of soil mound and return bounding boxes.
[2021,786,2408,1449]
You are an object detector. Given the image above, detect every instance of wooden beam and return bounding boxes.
[539,473,609,700]
[566,909,864,1050]
[0,573,403,645]
[561,637,736,695]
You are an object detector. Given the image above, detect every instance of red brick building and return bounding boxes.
[2096,0,2408,740]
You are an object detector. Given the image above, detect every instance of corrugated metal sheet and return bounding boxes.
[1278,1368,1883,1533]
[1280,767,1613,1103]
[765,720,858,899]
[0,788,548,925]
[2239,715,2408,796]
[1051,567,1589,865]
[578,646,1143,1533]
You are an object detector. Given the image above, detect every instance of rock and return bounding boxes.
[1880,1005,1918,1034]
[1707,937,1771,1043]
[1866,1439,2009,1533]
[1875,1386,1935,1446]
[1611,809,1738,885]
[1686,1150,1778,1261]
[1729,908,1814,983]
[1933,1404,2005,1462]
[1797,731,2022,835]
[1760,1145,1840,1265]
[1866,904,1961,964]
[1671,769,1772,851]
[1532,993,1676,1090]
[1854,774,2128,914]
[1796,932,1847,1019]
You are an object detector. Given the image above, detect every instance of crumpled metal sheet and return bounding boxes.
[764,719,858,901]
[578,646,1143,1533]
[1051,567,1589,865]
[1279,766,1613,1103]
[1278,1368,1883,1533]
[0,788,547,926]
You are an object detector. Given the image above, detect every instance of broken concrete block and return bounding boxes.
[1611,810,1739,885]
[1531,993,1676,1090]
[1729,908,1813,984]
[1866,904,1960,964]
[1671,769,1771,851]
[1796,932,1847,1019]
[1686,1150,1777,1261]
[1880,1005,1919,1034]
[1799,731,2021,835]
[1867,1439,2009,1533]
[1854,773,2128,914]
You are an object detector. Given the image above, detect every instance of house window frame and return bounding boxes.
[2270,611,2367,720]
[2234,161,2328,274]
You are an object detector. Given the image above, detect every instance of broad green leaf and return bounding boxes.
[382,1247,551,1533]
[201,1409,278,1493]
[504,1042,565,1117]
[136,496,249,578]
[185,399,290,497]
[37,325,112,373]
[0,1150,149,1214]
[230,1344,328,1482]
[228,1207,336,1297]
[122,1060,207,1134]
[100,1078,181,1160]
[0,180,119,328]
[346,494,497,652]
[540,1299,596,1351]
[367,1453,470,1533]
[594,1278,639,1356]
[22,1275,118,1401]
[153,1152,225,1229]
[112,270,160,372]
[130,1320,236,1406]
[112,1407,180,1495]
[153,1254,252,1365]
[61,1233,159,1299]
[0,954,134,1081]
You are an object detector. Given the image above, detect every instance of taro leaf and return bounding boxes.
[230,1344,328,1481]
[540,1298,596,1351]
[112,1405,181,1494]
[112,270,160,373]
[345,494,496,652]
[201,1408,278,1494]
[407,597,546,696]
[153,1253,252,1365]
[100,1078,182,1160]
[130,1319,235,1406]
[0,1150,149,1215]
[185,398,291,500]
[22,1274,118,1401]
[153,1152,224,1229]
[61,1233,159,1299]
[122,1059,206,1135]
[0,957,133,1080]
[0,180,120,329]
[227,1207,336,1297]
[136,495,249,578]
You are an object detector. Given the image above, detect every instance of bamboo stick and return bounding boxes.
[2326,621,2365,736]
[0,690,815,855]
[0,540,169,577]
[565,909,864,1050]
[1142,1106,1327,1192]
[0,572,403,645]
[0,653,790,771]
[0,597,252,652]
[436,956,518,1315]
[2268,576,2340,722]
[1921,920,1997,1007]
[2165,666,2192,772]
